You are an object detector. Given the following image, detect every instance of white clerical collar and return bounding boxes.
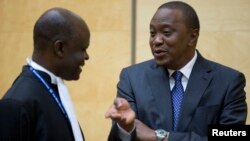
[26,57,60,84]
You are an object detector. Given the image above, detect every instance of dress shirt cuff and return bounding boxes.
[117,123,135,141]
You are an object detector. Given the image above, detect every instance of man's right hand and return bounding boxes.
[105,97,135,132]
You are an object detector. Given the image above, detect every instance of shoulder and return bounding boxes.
[123,59,156,72]
[196,52,243,76]
[207,59,243,76]
[3,66,49,103]
[199,55,245,83]
[118,59,156,77]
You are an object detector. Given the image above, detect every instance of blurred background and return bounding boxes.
[0,0,249,140]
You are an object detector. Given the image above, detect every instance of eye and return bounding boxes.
[81,44,89,52]
[150,31,156,37]
[163,30,172,37]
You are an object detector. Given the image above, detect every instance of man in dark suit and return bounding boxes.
[0,8,90,141]
[105,1,247,141]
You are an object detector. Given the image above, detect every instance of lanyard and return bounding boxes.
[29,66,70,122]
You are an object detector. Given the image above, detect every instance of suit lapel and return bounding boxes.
[146,61,173,130]
[177,52,213,131]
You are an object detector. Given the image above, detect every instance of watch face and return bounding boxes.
[155,129,167,139]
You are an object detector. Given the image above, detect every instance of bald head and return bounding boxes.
[33,7,89,51]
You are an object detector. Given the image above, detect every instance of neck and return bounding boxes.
[32,54,56,75]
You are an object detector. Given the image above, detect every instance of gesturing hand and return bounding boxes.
[105,97,135,132]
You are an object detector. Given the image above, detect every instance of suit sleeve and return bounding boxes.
[0,99,31,141]
[117,68,137,113]
[108,123,137,141]
[108,68,138,141]
[219,72,247,124]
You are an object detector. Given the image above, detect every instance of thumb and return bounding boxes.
[114,97,124,108]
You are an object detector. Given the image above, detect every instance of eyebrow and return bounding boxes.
[150,23,172,28]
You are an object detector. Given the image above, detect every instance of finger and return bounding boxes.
[105,111,111,118]
[107,113,123,121]
[105,110,120,119]
[105,104,117,118]
[115,98,131,111]
[114,98,122,108]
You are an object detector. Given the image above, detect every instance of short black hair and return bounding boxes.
[158,1,200,30]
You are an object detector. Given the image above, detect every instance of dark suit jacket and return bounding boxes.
[0,66,83,141]
[108,52,247,141]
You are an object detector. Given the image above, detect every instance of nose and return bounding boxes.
[84,51,89,60]
[153,34,163,47]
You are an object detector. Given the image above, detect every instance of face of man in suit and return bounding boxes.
[149,8,199,70]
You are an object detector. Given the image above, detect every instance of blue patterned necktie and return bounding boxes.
[171,71,184,131]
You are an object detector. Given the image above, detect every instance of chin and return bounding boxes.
[71,71,81,80]
[73,76,80,80]
[154,58,176,70]
[154,58,168,66]
[64,75,80,81]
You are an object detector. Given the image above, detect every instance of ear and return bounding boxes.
[54,40,65,57]
[188,29,199,47]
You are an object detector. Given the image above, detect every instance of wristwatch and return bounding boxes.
[155,129,168,141]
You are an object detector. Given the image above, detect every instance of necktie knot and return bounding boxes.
[172,71,183,82]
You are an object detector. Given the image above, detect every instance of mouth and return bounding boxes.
[79,64,84,72]
[78,67,82,73]
[153,49,168,58]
